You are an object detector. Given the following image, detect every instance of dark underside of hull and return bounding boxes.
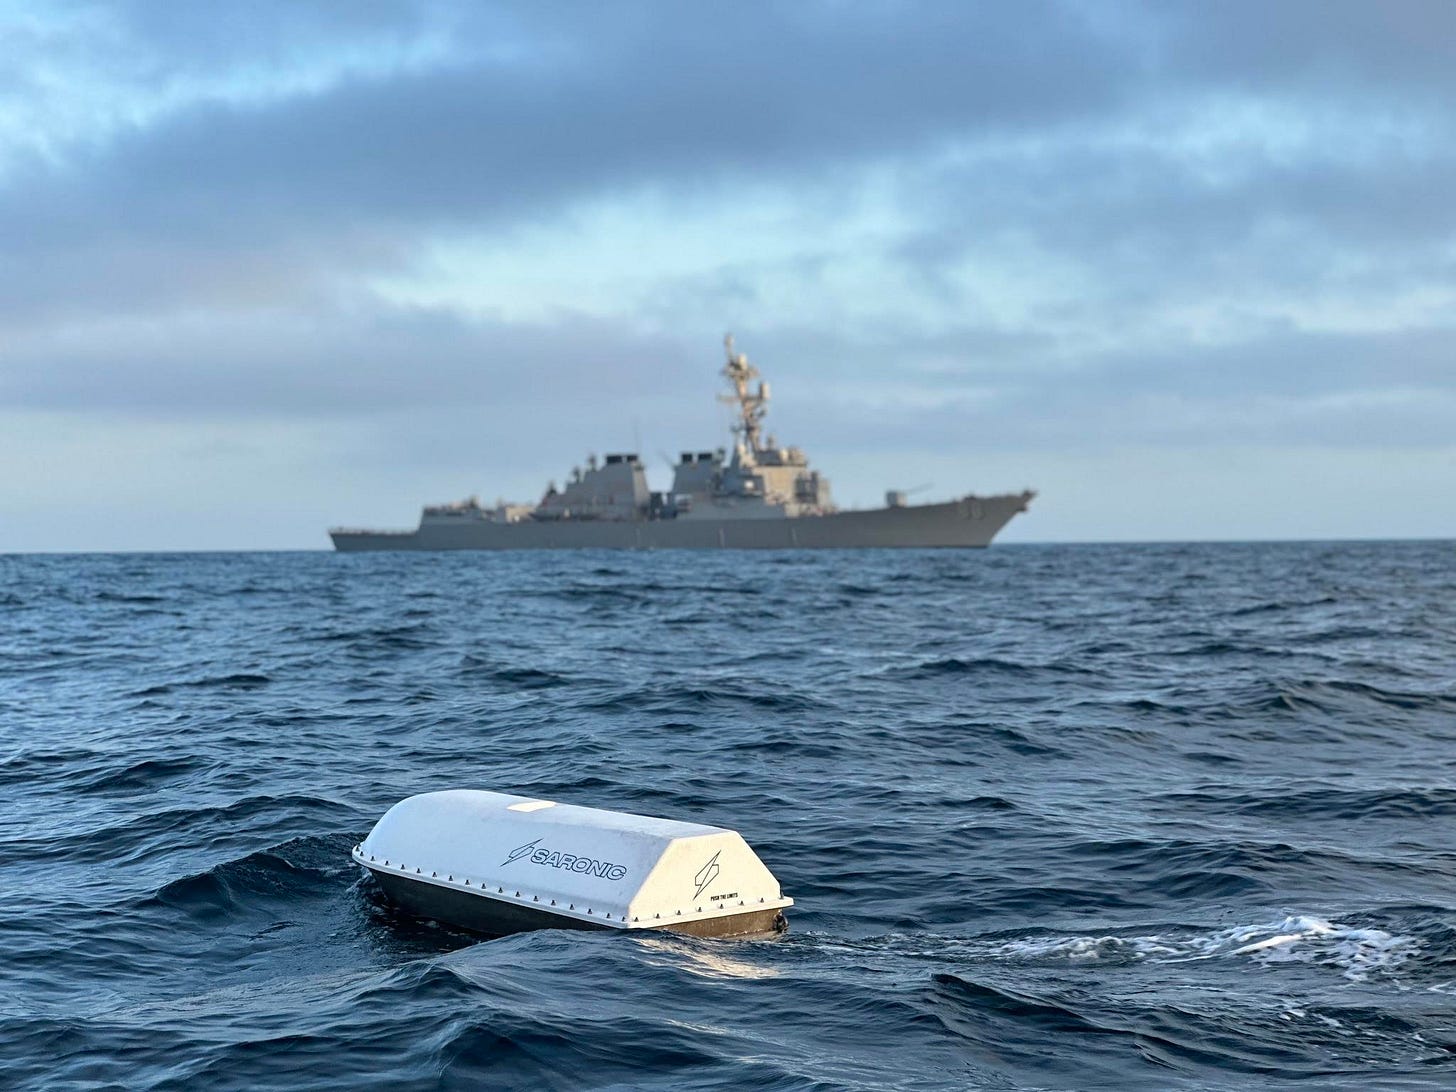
[367,869,789,940]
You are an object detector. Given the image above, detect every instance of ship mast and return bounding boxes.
[719,333,769,455]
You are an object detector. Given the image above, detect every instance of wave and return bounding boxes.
[455,657,574,688]
[1227,596,1339,617]
[1237,679,1456,716]
[1047,836,1395,903]
[130,672,273,696]
[579,683,824,714]
[141,835,354,921]
[313,623,437,651]
[930,972,1113,1035]
[887,656,1070,680]
[8,793,352,867]
[92,591,169,605]
[0,746,100,786]
[77,756,210,793]
[1163,786,1456,821]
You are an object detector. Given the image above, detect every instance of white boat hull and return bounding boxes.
[354,789,793,939]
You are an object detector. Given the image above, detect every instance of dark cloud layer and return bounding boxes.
[2,0,1452,467]
[6,3,1136,239]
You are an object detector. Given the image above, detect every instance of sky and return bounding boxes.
[2,0,1453,550]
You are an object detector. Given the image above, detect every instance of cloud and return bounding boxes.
[3,3,1139,234]
[6,2,1452,335]
[1155,0,1456,93]
[1,2,1453,546]
[1,305,699,417]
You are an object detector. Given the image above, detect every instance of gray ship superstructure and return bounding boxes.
[330,336,1034,551]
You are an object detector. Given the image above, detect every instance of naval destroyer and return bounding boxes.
[330,336,1034,551]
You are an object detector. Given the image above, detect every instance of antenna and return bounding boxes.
[717,332,768,454]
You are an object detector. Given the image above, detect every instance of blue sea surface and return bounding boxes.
[2,542,1454,1089]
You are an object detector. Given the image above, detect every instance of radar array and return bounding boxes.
[720,333,770,454]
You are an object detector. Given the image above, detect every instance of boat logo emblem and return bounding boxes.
[693,851,721,898]
[502,838,628,881]
[502,838,541,867]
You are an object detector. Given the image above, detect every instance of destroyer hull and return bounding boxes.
[331,491,1033,552]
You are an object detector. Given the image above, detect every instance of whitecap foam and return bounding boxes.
[977,915,1418,982]
[977,934,1180,963]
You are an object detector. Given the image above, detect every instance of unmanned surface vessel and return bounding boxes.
[330,336,1034,551]
[354,789,793,939]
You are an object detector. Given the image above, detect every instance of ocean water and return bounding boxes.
[2,541,1454,1090]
